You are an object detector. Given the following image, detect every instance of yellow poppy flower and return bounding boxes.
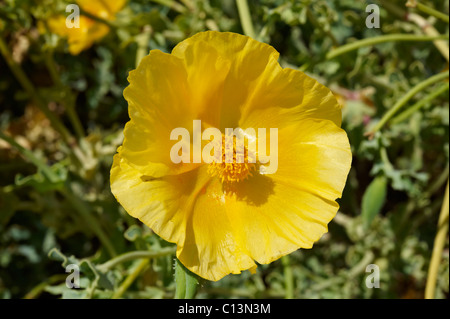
[111,31,352,281]
[48,0,125,55]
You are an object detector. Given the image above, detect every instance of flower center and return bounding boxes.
[207,133,257,183]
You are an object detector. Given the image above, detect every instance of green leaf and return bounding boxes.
[48,248,115,292]
[361,175,388,229]
[0,189,18,225]
[124,225,143,242]
[14,163,67,193]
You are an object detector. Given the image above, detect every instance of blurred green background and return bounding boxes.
[0,0,448,299]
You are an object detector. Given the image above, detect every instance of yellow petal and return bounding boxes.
[177,127,349,278]
[271,118,352,200]
[122,50,201,177]
[47,15,68,37]
[224,175,338,265]
[47,15,109,55]
[172,31,278,129]
[173,31,342,129]
[222,118,351,265]
[239,68,343,130]
[172,39,231,128]
[77,0,125,19]
[67,16,109,55]
[99,0,126,16]
[111,149,255,281]
[110,147,193,246]
[177,175,256,281]
[178,116,352,278]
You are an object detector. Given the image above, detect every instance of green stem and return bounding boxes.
[23,274,67,299]
[175,258,198,299]
[44,51,62,87]
[135,25,153,68]
[0,131,115,258]
[380,147,395,172]
[79,8,116,29]
[391,82,449,124]
[407,13,450,62]
[174,259,186,299]
[0,131,59,182]
[425,179,449,299]
[65,103,85,140]
[412,2,449,23]
[236,0,256,39]
[426,164,449,197]
[281,255,294,299]
[60,188,117,258]
[347,251,375,278]
[379,1,449,61]
[378,0,406,18]
[97,247,176,272]
[149,0,187,13]
[44,52,85,140]
[326,34,449,60]
[112,259,150,299]
[367,70,449,136]
[0,37,73,145]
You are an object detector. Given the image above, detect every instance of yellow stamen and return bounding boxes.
[207,133,257,183]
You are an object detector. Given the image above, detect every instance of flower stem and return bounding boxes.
[0,131,116,258]
[281,255,294,299]
[425,179,449,299]
[174,259,186,299]
[407,13,450,62]
[367,70,449,137]
[174,258,198,299]
[23,274,67,299]
[236,0,256,39]
[112,259,150,299]
[44,51,85,140]
[0,131,59,182]
[60,188,117,258]
[135,25,152,68]
[407,1,449,23]
[0,37,73,145]
[97,247,176,272]
[326,34,449,60]
[78,8,116,29]
[150,0,187,13]
[378,1,450,61]
[426,164,449,197]
[391,82,449,124]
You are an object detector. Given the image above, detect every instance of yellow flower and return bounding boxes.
[48,0,125,55]
[111,31,352,281]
